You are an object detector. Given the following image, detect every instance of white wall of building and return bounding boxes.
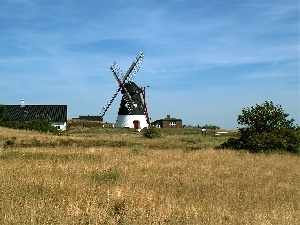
[115,115,148,130]
[51,122,67,131]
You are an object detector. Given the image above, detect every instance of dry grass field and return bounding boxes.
[0,126,299,224]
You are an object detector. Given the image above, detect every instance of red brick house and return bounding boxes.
[152,115,182,128]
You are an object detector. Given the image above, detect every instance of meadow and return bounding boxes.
[0,126,299,224]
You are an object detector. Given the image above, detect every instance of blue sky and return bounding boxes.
[0,0,299,128]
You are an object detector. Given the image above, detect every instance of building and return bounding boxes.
[4,100,67,130]
[152,115,182,128]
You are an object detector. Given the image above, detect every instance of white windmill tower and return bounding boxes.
[100,52,150,130]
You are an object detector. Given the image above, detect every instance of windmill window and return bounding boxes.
[169,121,176,126]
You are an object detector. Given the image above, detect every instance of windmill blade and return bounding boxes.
[110,52,144,85]
[120,85,135,111]
[110,64,123,87]
[124,52,144,82]
[110,64,135,110]
[100,85,134,117]
[99,86,122,117]
[122,89,135,112]
[111,61,125,82]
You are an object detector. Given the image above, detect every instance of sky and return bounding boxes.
[0,0,299,129]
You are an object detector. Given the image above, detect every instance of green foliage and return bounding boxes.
[1,115,58,134]
[142,126,162,139]
[23,116,58,133]
[238,101,295,135]
[131,146,142,155]
[0,104,10,124]
[218,101,300,153]
[201,124,220,130]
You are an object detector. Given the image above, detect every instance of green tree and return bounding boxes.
[0,104,10,123]
[238,101,295,135]
[218,101,299,153]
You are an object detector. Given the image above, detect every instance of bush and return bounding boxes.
[201,124,220,130]
[25,116,59,133]
[3,137,16,149]
[0,104,10,126]
[0,115,58,134]
[131,146,142,155]
[218,101,300,153]
[142,126,161,139]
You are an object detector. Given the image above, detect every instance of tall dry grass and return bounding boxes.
[0,127,299,224]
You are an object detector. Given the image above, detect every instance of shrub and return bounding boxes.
[24,116,59,133]
[201,124,220,130]
[218,101,300,153]
[131,146,142,155]
[3,137,16,149]
[0,104,10,124]
[142,126,161,139]
[0,115,58,134]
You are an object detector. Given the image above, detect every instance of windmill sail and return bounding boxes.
[124,52,144,82]
[100,86,122,117]
[110,64,135,111]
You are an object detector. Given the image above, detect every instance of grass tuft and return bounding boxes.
[90,169,120,184]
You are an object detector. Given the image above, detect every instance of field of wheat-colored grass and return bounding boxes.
[0,126,299,224]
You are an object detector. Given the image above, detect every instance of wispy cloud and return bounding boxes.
[0,0,298,128]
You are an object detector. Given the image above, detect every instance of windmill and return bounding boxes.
[100,52,150,130]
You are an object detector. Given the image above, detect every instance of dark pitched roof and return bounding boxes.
[4,105,67,122]
[157,115,182,121]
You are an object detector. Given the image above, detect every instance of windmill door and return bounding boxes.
[133,120,139,129]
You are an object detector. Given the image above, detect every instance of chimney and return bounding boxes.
[20,99,25,107]
[166,115,170,119]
